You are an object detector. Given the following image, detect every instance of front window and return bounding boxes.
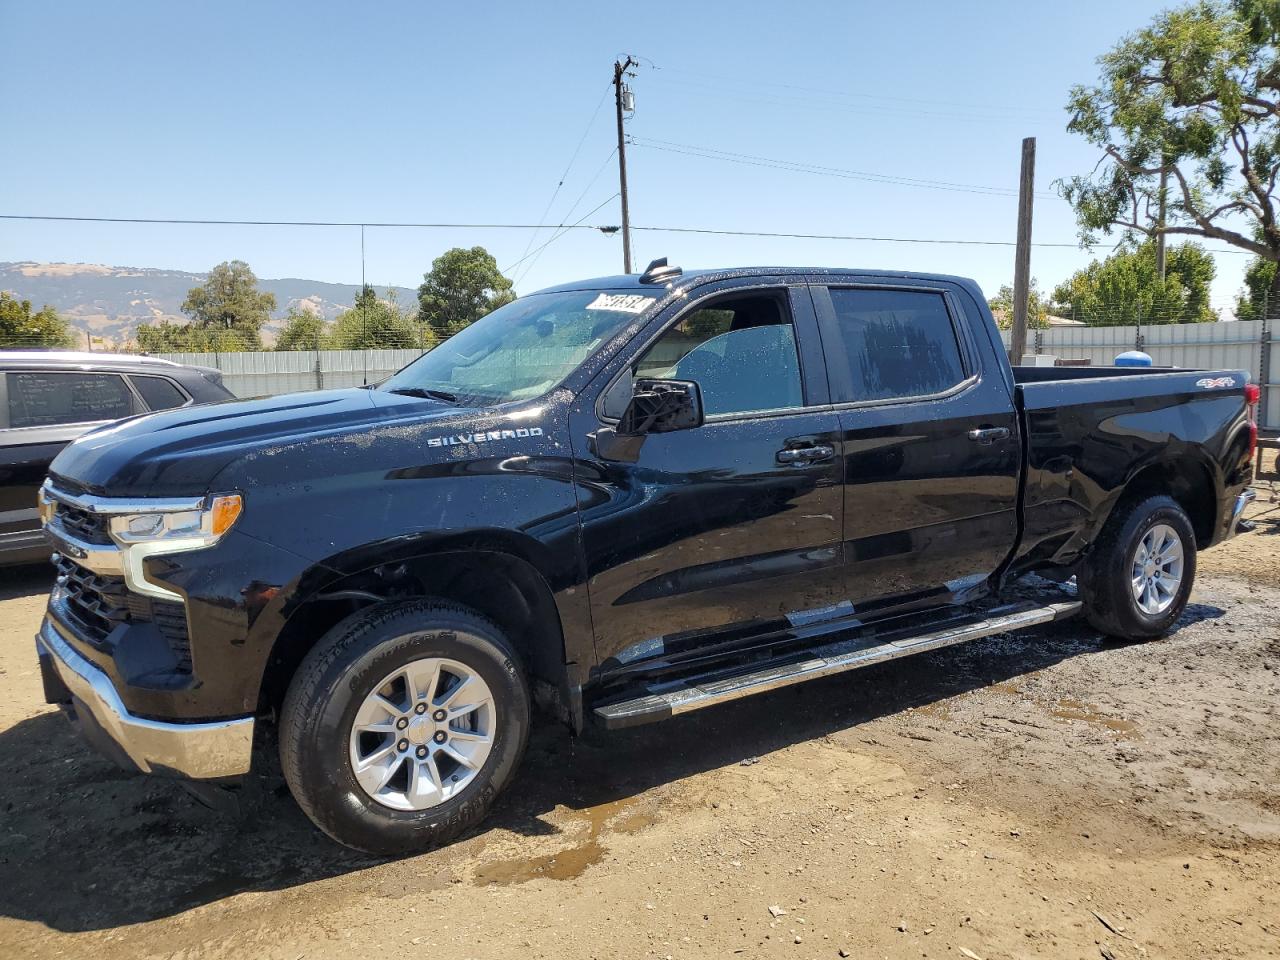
[380,289,661,405]
[625,291,804,418]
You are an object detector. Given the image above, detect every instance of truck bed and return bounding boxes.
[1008,364,1253,578]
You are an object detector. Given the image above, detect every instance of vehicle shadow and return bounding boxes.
[0,605,1223,933]
[0,563,53,601]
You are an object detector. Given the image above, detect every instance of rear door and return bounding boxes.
[569,278,846,668]
[809,281,1020,607]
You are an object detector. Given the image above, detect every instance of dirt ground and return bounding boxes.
[2,486,1279,960]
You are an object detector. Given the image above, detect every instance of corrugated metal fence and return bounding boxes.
[157,349,428,398]
[998,319,1278,431]
[161,318,1280,432]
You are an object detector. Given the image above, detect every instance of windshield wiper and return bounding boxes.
[387,386,461,404]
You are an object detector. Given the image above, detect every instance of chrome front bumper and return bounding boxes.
[37,616,254,779]
[1228,488,1257,537]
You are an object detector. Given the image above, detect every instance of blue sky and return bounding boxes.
[0,0,1255,314]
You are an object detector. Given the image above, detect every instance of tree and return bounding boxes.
[417,246,515,338]
[179,260,275,349]
[987,279,1052,330]
[134,319,257,353]
[0,291,74,348]
[1234,254,1277,317]
[275,307,329,351]
[330,286,424,349]
[1052,241,1218,325]
[1061,1,1280,303]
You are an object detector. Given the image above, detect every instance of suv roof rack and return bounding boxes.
[638,257,682,284]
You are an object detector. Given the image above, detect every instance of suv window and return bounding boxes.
[130,375,188,411]
[826,288,966,403]
[629,293,804,418]
[6,371,136,428]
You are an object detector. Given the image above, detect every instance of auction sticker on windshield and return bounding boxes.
[585,293,656,313]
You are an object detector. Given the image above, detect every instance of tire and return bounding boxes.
[1078,494,1197,641]
[279,599,530,855]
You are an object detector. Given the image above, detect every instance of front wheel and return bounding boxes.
[1078,494,1197,641]
[279,600,530,855]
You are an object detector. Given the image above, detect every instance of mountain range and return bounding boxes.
[0,261,418,347]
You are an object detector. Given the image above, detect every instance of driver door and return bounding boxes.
[567,279,845,670]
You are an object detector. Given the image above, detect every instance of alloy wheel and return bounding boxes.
[1130,523,1184,617]
[348,656,496,811]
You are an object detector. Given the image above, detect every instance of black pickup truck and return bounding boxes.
[35,262,1258,854]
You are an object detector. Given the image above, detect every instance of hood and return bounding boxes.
[48,388,474,498]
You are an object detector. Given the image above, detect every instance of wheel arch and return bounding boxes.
[1100,453,1220,550]
[258,542,572,722]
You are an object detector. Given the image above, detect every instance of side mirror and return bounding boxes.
[618,379,704,436]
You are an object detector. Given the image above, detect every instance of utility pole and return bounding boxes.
[1010,136,1036,365]
[614,56,637,274]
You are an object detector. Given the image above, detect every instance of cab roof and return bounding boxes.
[532,265,981,296]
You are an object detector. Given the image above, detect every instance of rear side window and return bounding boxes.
[131,375,188,411]
[6,371,135,428]
[825,288,966,403]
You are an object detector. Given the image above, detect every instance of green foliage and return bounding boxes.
[987,280,1052,330]
[1234,254,1277,318]
[180,260,275,349]
[330,286,427,350]
[0,291,74,348]
[1061,1,1280,269]
[417,246,516,338]
[1051,241,1218,325]
[275,307,330,351]
[133,260,276,352]
[134,320,259,352]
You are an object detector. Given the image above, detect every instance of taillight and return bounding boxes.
[1245,383,1260,459]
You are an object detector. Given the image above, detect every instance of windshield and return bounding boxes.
[379,289,660,404]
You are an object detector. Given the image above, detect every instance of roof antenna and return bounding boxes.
[639,257,682,284]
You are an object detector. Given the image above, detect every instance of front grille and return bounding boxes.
[55,556,192,674]
[59,558,129,643]
[55,503,112,545]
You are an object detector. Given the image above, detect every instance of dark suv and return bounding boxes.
[0,352,233,566]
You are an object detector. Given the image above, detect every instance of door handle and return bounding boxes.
[967,426,1011,444]
[777,443,835,464]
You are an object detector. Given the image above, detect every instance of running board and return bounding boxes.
[593,600,1082,729]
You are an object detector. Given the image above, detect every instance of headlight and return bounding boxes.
[41,486,244,603]
[108,493,243,548]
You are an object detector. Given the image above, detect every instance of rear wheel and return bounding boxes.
[279,600,530,855]
[1078,495,1197,640]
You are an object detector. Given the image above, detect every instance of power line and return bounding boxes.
[0,211,1256,255]
[649,64,1055,118]
[629,136,1052,199]
[631,225,1254,256]
[503,192,621,277]
[512,82,614,269]
[645,72,1055,125]
[0,214,608,230]
[630,224,1076,248]
[509,149,619,284]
